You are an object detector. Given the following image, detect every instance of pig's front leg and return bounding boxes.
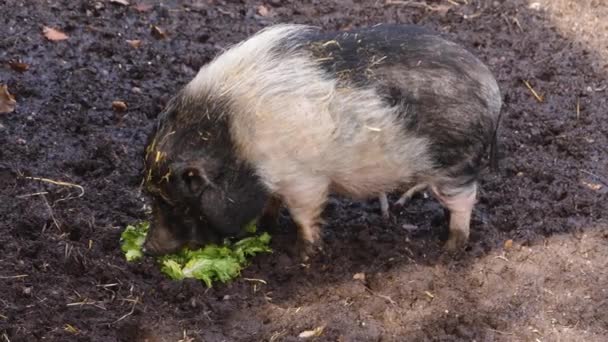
[258,195,282,230]
[432,182,477,251]
[395,183,428,207]
[278,177,330,261]
[379,193,390,220]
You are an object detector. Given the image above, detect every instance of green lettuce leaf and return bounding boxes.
[120,222,149,261]
[120,221,272,287]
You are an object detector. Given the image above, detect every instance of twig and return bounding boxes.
[112,297,139,324]
[16,191,48,198]
[24,176,85,202]
[487,328,513,335]
[39,194,61,231]
[243,278,267,284]
[365,287,397,305]
[576,97,580,120]
[385,0,431,10]
[0,274,28,279]
[522,80,544,102]
[581,170,608,187]
[495,255,510,262]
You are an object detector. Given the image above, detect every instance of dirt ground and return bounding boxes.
[1,0,607,341]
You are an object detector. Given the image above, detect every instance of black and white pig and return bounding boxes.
[140,24,502,260]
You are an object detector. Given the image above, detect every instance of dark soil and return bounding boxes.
[1,0,607,341]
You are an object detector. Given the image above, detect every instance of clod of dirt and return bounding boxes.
[0,84,17,114]
[112,101,128,112]
[42,26,69,41]
[126,39,142,48]
[8,60,29,72]
[151,25,167,39]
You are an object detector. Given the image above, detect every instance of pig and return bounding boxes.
[140,23,502,260]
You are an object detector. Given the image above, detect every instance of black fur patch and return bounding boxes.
[143,91,268,241]
[286,24,500,179]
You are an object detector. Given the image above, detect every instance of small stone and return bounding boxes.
[16,138,26,145]
[131,87,142,94]
[112,100,128,113]
[353,272,366,281]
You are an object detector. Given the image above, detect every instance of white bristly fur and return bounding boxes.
[184,24,433,199]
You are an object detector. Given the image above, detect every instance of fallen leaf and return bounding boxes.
[8,60,29,72]
[257,5,270,16]
[298,326,324,339]
[126,39,142,48]
[112,101,128,113]
[0,85,17,114]
[64,324,79,334]
[43,26,69,41]
[133,2,153,12]
[110,0,130,5]
[151,25,167,39]
[582,180,602,191]
[504,239,513,250]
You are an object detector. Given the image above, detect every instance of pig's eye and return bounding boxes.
[180,167,208,195]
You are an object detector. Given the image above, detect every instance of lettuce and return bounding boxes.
[120,221,272,287]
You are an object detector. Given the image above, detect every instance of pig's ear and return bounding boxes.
[177,166,207,195]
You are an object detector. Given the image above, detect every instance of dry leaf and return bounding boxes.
[43,26,69,41]
[151,25,167,39]
[298,326,324,339]
[257,5,270,16]
[582,180,602,191]
[112,101,128,113]
[110,0,130,5]
[126,39,142,48]
[133,2,153,12]
[0,85,17,114]
[8,60,29,72]
[504,239,513,250]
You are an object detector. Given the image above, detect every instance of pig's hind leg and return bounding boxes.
[379,193,390,220]
[430,181,477,251]
[395,183,428,207]
[278,177,330,261]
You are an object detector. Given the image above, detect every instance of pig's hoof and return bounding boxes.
[381,211,391,222]
[394,198,408,208]
[297,239,323,262]
[444,234,468,253]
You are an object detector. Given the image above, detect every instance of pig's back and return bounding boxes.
[185,24,500,196]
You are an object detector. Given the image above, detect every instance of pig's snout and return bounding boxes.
[142,224,185,256]
[142,238,181,257]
